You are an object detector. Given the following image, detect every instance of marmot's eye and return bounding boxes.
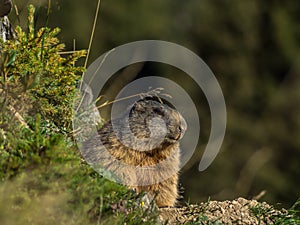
[153,107,165,116]
[178,126,182,133]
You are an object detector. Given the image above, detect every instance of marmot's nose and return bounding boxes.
[173,112,187,141]
[179,114,187,134]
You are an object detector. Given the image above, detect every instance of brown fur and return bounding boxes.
[82,99,186,207]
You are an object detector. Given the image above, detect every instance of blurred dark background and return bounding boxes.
[9,0,300,208]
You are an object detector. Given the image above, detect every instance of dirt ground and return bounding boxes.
[159,197,287,224]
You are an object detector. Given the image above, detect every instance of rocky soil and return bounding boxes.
[159,198,287,224]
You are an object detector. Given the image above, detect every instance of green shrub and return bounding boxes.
[0,5,159,224]
[0,4,85,179]
[0,4,85,133]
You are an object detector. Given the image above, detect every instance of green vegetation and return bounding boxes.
[29,0,300,208]
[0,4,85,180]
[250,199,300,225]
[7,0,300,209]
[185,215,223,225]
[1,1,300,224]
[0,5,158,224]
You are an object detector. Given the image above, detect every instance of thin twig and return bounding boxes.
[75,48,114,113]
[81,0,102,87]
[8,105,30,129]
[252,190,267,201]
[44,0,51,26]
[76,0,102,113]
[97,196,103,225]
[75,87,167,120]
[96,87,168,110]
[58,50,84,55]
[13,3,21,25]
[47,0,51,17]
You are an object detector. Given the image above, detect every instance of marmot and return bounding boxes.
[82,98,187,207]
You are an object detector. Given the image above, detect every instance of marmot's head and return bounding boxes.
[128,98,187,146]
